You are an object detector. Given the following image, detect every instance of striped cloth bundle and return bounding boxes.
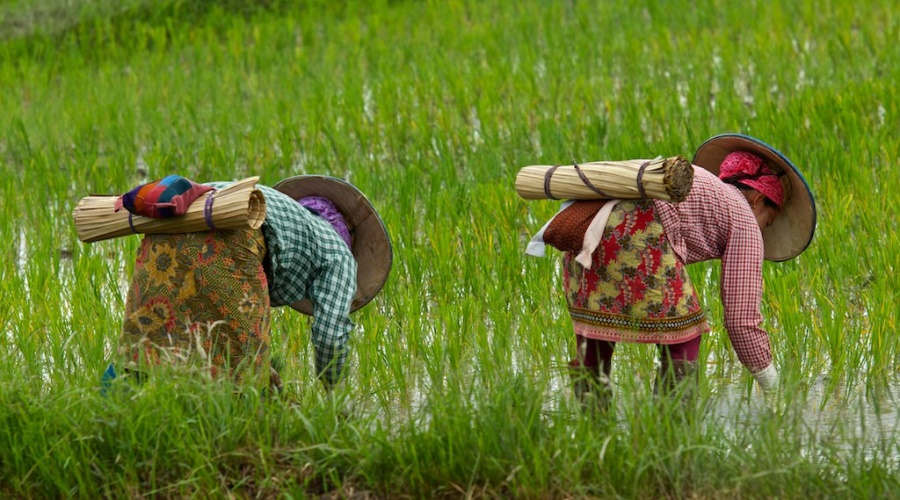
[114,175,215,218]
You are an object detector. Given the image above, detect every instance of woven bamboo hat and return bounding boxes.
[693,133,816,262]
[274,175,392,314]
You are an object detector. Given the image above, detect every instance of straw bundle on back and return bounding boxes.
[73,177,267,243]
[515,156,694,202]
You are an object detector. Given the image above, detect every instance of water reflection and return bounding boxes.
[12,240,900,458]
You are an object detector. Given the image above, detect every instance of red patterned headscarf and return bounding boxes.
[718,151,785,208]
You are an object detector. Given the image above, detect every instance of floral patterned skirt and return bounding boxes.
[563,200,710,344]
[118,228,276,387]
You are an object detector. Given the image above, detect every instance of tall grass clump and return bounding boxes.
[1,0,899,496]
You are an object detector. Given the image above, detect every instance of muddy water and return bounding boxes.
[12,246,900,458]
[713,374,900,445]
[573,368,900,458]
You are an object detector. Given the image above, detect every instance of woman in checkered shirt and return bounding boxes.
[105,175,392,396]
[565,134,816,412]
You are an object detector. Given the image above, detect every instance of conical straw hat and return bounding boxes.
[693,134,816,261]
[273,175,393,314]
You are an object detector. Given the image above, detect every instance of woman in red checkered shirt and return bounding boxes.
[564,134,816,412]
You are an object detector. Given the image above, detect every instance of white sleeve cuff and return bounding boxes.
[752,363,778,391]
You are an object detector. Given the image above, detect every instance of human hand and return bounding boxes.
[752,364,784,416]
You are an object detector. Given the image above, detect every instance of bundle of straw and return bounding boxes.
[73,177,267,243]
[515,156,694,202]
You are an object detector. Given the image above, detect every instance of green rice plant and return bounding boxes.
[2,0,900,496]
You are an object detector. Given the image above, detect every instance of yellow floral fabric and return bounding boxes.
[118,228,272,387]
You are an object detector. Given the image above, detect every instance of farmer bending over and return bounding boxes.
[105,175,392,395]
[559,134,816,411]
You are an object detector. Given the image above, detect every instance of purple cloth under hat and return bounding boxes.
[297,196,352,248]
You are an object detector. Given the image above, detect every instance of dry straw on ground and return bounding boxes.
[73,177,267,243]
[515,156,694,202]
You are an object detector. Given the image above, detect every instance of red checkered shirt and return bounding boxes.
[653,167,771,373]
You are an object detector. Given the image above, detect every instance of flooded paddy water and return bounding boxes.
[9,226,900,455]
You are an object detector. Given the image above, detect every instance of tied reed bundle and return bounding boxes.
[515,156,694,202]
[73,177,267,243]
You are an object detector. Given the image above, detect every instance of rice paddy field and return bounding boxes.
[1,0,898,497]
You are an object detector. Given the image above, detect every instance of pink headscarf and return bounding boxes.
[718,151,784,208]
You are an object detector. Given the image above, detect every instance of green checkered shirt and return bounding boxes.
[208,182,357,386]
